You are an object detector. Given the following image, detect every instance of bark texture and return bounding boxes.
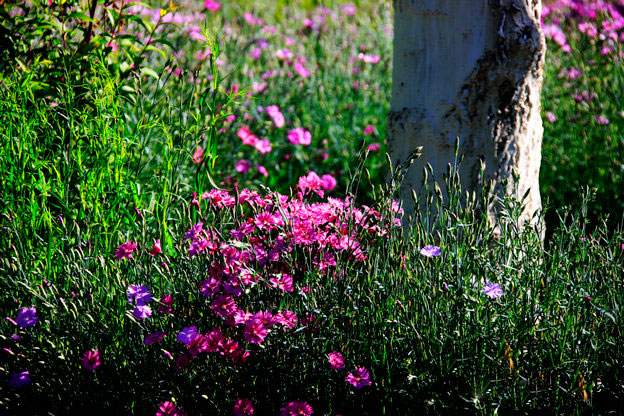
[389,0,545,226]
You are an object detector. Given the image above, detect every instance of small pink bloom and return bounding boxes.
[243,318,269,345]
[294,59,311,78]
[266,105,285,128]
[232,398,254,416]
[149,239,162,256]
[192,146,204,165]
[280,401,313,416]
[254,139,272,154]
[546,112,557,123]
[256,164,269,177]
[235,159,252,174]
[156,401,184,416]
[115,241,138,260]
[237,126,259,146]
[81,349,101,372]
[595,115,610,125]
[346,366,372,389]
[204,0,220,12]
[363,124,375,136]
[327,351,345,370]
[269,273,294,293]
[320,174,336,191]
[287,128,312,146]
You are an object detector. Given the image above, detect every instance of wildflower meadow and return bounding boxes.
[1,0,623,415]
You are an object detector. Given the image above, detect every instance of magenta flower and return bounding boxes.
[363,124,375,136]
[483,281,504,299]
[158,294,174,314]
[115,241,138,260]
[235,159,252,174]
[346,367,372,389]
[287,128,312,146]
[243,318,269,345]
[274,310,298,329]
[232,398,254,416]
[81,349,101,371]
[280,401,314,416]
[149,239,162,256]
[144,331,166,346]
[203,0,220,12]
[327,351,345,370]
[8,371,31,388]
[256,164,269,177]
[237,126,259,146]
[320,174,336,191]
[15,307,38,328]
[367,143,381,152]
[156,401,184,416]
[419,245,441,258]
[269,273,294,293]
[595,115,610,125]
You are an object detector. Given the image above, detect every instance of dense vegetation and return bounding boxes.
[1,1,623,415]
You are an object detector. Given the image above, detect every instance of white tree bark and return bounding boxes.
[389,0,545,227]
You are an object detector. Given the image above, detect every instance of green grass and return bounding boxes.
[1,1,623,415]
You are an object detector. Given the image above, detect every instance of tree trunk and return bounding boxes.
[389,0,545,228]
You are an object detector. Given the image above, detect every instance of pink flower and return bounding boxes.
[243,318,269,344]
[254,139,272,154]
[235,159,252,174]
[297,171,324,197]
[232,398,254,416]
[545,112,557,123]
[320,174,336,191]
[266,105,285,128]
[204,0,220,12]
[275,48,293,61]
[280,401,314,416]
[327,351,345,370]
[149,239,162,256]
[363,124,375,136]
[256,164,269,177]
[367,143,381,152]
[274,310,298,329]
[237,126,259,146]
[269,273,294,293]
[595,115,610,125]
[346,366,372,389]
[287,128,312,146]
[156,401,184,416]
[115,241,138,260]
[192,146,204,165]
[81,349,101,372]
[357,53,381,64]
[294,58,311,78]
[341,3,356,16]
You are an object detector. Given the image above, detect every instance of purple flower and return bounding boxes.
[15,307,38,328]
[144,331,166,346]
[126,284,152,306]
[483,281,504,299]
[177,326,199,345]
[132,305,152,320]
[8,371,31,388]
[595,115,610,125]
[419,245,441,258]
[346,366,373,389]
